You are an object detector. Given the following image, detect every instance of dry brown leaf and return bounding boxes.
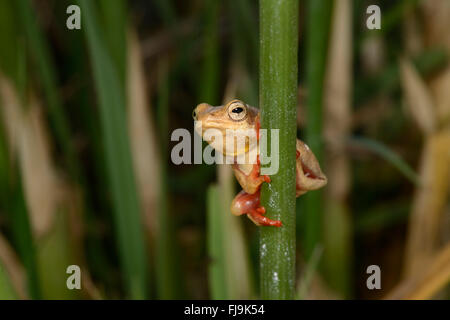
[127,28,160,237]
[399,57,437,135]
[404,130,450,277]
[421,0,450,50]
[421,0,450,127]
[400,0,450,291]
[19,98,63,236]
[1,75,102,299]
[429,67,450,128]
[323,0,352,201]
[0,76,62,237]
[386,243,450,300]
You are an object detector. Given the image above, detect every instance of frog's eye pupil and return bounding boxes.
[228,102,247,121]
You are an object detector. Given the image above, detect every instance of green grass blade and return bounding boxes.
[98,0,127,86]
[154,0,177,27]
[355,201,410,234]
[15,0,79,177]
[9,186,41,299]
[155,60,184,299]
[322,201,352,297]
[303,0,333,259]
[228,0,258,70]
[78,0,148,299]
[36,212,79,299]
[207,184,228,299]
[297,245,323,300]
[198,0,220,104]
[0,1,20,85]
[0,262,17,299]
[349,136,420,186]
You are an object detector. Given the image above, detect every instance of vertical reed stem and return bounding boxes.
[259,0,298,299]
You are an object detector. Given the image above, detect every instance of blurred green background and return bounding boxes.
[0,0,449,300]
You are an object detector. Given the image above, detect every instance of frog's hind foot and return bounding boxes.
[231,190,282,227]
[247,207,282,227]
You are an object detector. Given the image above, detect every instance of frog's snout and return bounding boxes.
[193,103,211,121]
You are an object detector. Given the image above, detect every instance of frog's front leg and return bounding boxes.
[231,190,282,227]
[232,155,271,195]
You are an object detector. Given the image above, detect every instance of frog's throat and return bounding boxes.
[209,134,258,158]
[221,144,258,157]
[196,123,258,158]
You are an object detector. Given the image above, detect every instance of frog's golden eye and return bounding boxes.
[227,102,247,121]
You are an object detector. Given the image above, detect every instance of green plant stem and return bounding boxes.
[303,0,332,259]
[259,0,298,300]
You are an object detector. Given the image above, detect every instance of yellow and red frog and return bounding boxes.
[193,99,327,227]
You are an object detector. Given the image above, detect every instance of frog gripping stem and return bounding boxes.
[251,155,271,185]
[231,190,282,227]
[248,206,283,227]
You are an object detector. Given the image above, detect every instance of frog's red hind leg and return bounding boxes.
[231,190,282,227]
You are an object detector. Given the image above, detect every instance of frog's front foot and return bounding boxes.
[231,190,282,227]
[249,155,271,184]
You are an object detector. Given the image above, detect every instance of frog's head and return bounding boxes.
[193,99,259,156]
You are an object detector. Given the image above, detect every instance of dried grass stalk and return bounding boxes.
[321,0,353,297]
[127,28,160,237]
[0,75,101,299]
[386,243,450,300]
[399,58,436,135]
[421,0,450,126]
[403,0,450,279]
[324,0,352,201]
[404,130,450,277]
[0,75,61,237]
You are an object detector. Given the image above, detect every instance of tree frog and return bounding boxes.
[193,99,327,227]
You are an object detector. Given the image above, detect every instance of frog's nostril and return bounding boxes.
[192,110,197,120]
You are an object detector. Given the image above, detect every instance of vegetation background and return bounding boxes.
[0,0,449,299]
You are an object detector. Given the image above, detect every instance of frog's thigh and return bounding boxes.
[230,190,260,216]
